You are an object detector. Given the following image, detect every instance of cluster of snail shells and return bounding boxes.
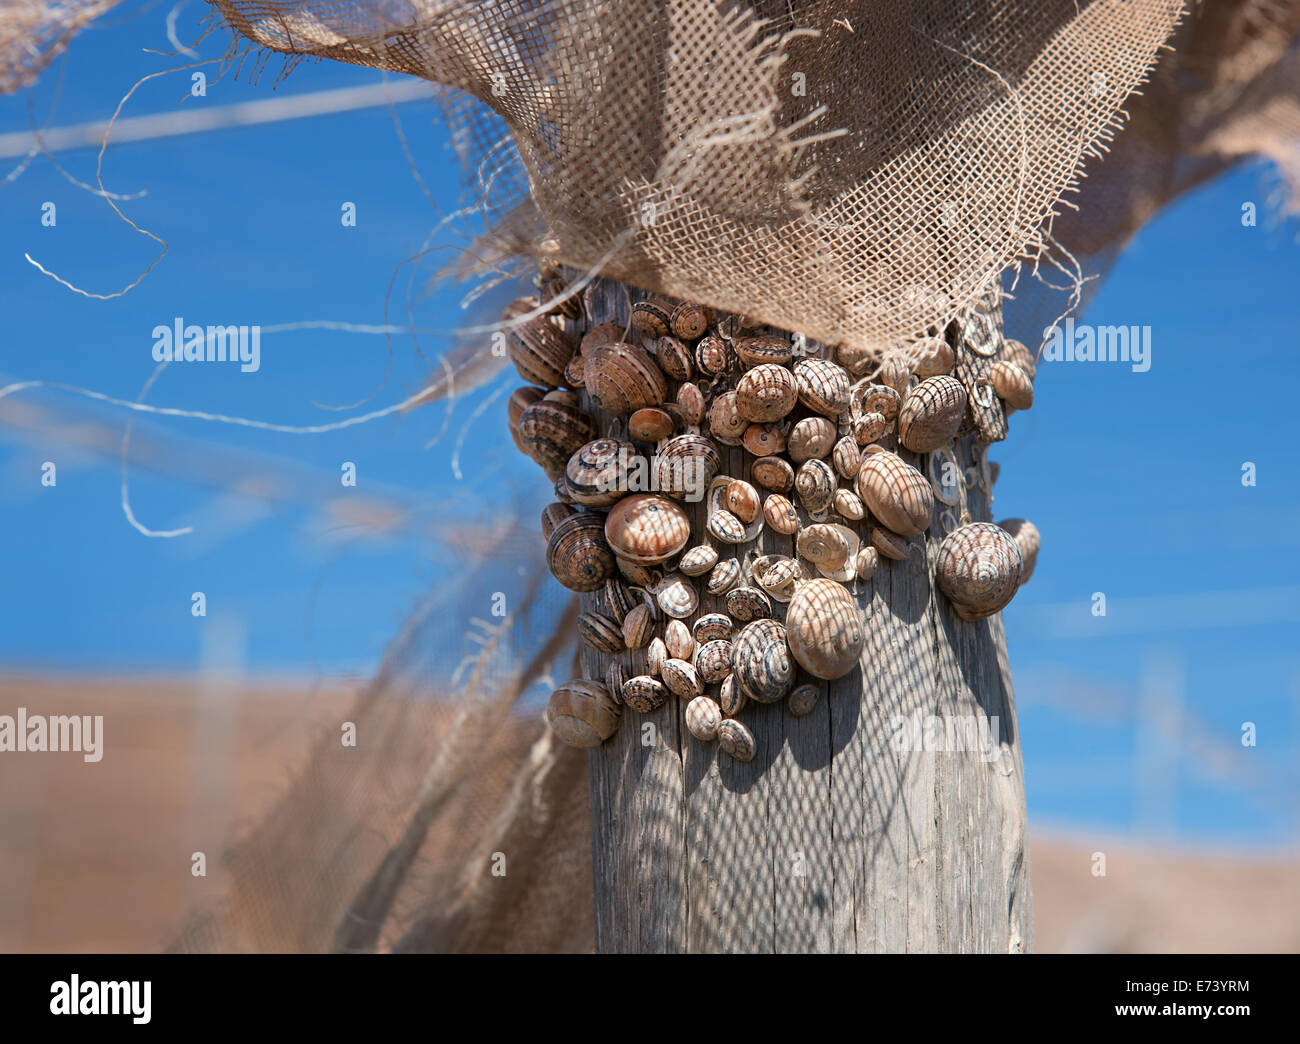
[512,278,1040,759]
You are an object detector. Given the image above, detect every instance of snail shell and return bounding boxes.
[851,382,901,425]
[707,391,747,445]
[835,342,876,378]
[664,619,695,660]
[544,388,580,408]
[856,451,933,537]
[785,578,864,680]
[852,412,888,446]
[685,695,722,741]
[706,476,763,544]
[914,336,955,378]
[601,577,637,624]
[579,611,625,653]
[991,360,1034,411]
[795,459,836,515]
[832,436,862,480]
[1002,338,1036,381]
[706,558,742,595]
[563,353,586,389]
[719,674,746,717]
[654,434,721,501]
[622,674,668,713]
[793,358,851,418]
[651,572,698,619]
[654,336,693,382]
[540,502,577,541]
[546,512,616,592]
[750,455,795,493]
[585,342,668,415]
[628,407,676,443]
[547,680,620,747]
[508,385,545,428]
[542,276,582,320]
[898,375,968,452]
[676,383,706,427]
[788,683,822,717]
[646,636,668,676]
[736,364,799,423]
[871,525,912,561]
[797,523,860,582]
[694,640,733,683]
[566,439,638,507]
[605,661,628,703]
[742,422,786,457]
[833,488,865,521]
[670,302,710,341]
[734,335,793,369]
[856,545,880,580]
[726,585,772,623]
[616,556,661,587]
[517,399,597,478]
[935,522,1024,620]
[693,613,734,644]
[788,416,838,463]
[763,493,800,535]
[725,479,761,523]
[662,658,703,699]
[605,494,691,565]
[731,618,795,704]
[997,518,1040,584]
[695,335,735,377]
[753,554,802,602]
[622,603,656,648]
[877,355,913,393]
[580,322,624,355]
[678,544,719,577]
[717,718,757,762]
[630,298,673,339]
[506,308,576,388]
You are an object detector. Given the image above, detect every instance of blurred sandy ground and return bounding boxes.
[1,675,1296,954]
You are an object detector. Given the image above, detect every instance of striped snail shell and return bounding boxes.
[616,556,661,587]
[547,680,620,748]
[622,675,668,713]
[1001,338,1036,381]
[750,455,795,493]
[664,619,695,660]
[833,488,865,521]
[585,342,669,415]
[544,388,580,408]
[693,613,734,644]
[913,336,955,378]
[856,545,880,581]
[670,302,710,341]
[719,673,747,717]
[788,683,822,718]
[695,335,735,377]
[654,336,693,382]
[795,459,837,516]
[646,636,668,676]
[797,523,860,583]
[578,611,625,653]
[630,298,673,339]
[871,525,912,561]
[508,385,545,429]
[605,661,628,704]
[832,436,862,480]
[856,451,933,537]
[540,502,577,541]
[997,518,1040,584]
[565,439,638,507]
[601,576,637,624]
[685,695,723,741]
[742,422,786,457]
[621,602,656,649]
[694,640,733,683]
[517,399,596,479]
[562,353,586,390]
[853,411,888,446]
[662,658,703,699]
[753,554,802,602]
[604,494,691,565]
[793,358,851,418]
[505,302,576,387]
[731,618,795,704]
[717,718,757,763]
[706,558,742,595]
[707,391,748,445]
[736,364,798,423]
[725,479,761,523]
[762,493,799,536]
[546,512,616,592]
[706,476,762,544]
[785,578,864,680]
[733,335,793,369]
[788,416,838,464]
[726,585,772,623]
[675,382,706,427]
[654,434,721,500]
[877,355,913,393]
[628,406,676,443]
[835,342,876,378]
[851,381,901,425]
[991,360,1034,411]
[898,375,967,452]
[935,522,1024,621]
[541,276,582,320]
[581,322,624,355]
[678,544,719,577]
[651,573,698,619]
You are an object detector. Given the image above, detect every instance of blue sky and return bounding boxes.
[0,5,1296,847]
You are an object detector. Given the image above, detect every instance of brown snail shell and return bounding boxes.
[678,544,719,577]
[585,342,668,415]
[851,382,901,424]
[991,360,1034,411]
[630,298,673,339]
[856,546,880,580]
[763,493,800,535]
[706,558,742,595]
[719,674,747,717]
[788,683,822,717]
[898,375,968,452]
[852,412,888,446]
[730,618,795,704]
[664,619,695,660]
[835,342,876,378]
[580,322,625,355]
[662,658,702,699]
[914,336,955,378]
[796,523,860,582]
[751,455,795,493]
[936,522,1023,621]
[717,718,756,762]
[547,680,620,747]
[565,439,638,507]
[563,353,586,389]
[652,573,698,619]
[628,407,676,443]
[877,355,913,393]
[856,451,933,537]
[542,276,581,320]
[601,577,637,624]
[506,308,576,388]
[997,518,1040,584]
[540,502,577,541]
[685,695,723,741]
[753,554,802,602]
[604,494,691,565]
[675,382,706,427]
[616,556,661,587]
[726,585,772,623]
[795,459,836,515]
[694,640,733,683]
[605,661,628,704]
[725,479,761,523]
[646,636,668,676]
[736,364,798,423]
[832,436,862,480]
[578,611,625,653]
[871,525,912,561]
[670,302,710,341]
[707,391,747,445]
[654,336,693,382]
[733,335,793,369]
[544,388,580,408]
[546,512,616,592]
[742,422,786,457]
[508,385,546,428]
[693,613,734,644]
[788,416,838,464]
[517,399,596,479]
[695,335,735,377]
[785,578,864,680]
[833,488,865,521]
[793,358,851,418]
[1002,338,1036,381]
[706,476,762,544]
[622,674,668,713]
[654,434,721,500]
[621,602,656,648]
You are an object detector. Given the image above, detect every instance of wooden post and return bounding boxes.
[578,279,1033,953]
